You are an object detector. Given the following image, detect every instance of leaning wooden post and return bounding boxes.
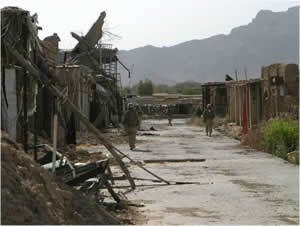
[4,40,136,189]
[23,71,28,153]
[52,97,58,174]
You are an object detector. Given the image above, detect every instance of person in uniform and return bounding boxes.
[167,105,173,126]
[203,104,215,137]
[123,103,139,150]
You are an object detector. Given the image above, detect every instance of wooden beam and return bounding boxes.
[71,32,93,51]
[3,39,135,190]
[4,40,171,188]
[23,71,28,153]
[52,99,58,174]
[144,158,206,163]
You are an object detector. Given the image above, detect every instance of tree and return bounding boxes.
[137,79,154,96]
[154,84,170,93]
[182,87,198,95]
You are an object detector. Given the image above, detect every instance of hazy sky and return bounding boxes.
[1,0,299,50]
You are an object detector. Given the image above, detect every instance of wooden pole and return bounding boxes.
[23,71,28,153]
[3,40,169,188]
[52,98,58,174]
[34,111,38,161]
[113,149,170,185]
[3,40,135,189]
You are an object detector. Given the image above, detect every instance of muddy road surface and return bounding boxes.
[93,119,299,224]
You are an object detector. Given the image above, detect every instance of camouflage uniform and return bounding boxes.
[123,105,139,150]
[203,104,215,137]
[167,108,173,126]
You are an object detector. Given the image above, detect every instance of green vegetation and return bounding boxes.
[263,119,299,160]
[137,79,154,96]
[154,84,176,94]
[181,87,198,95]
[172,81,202,95]
[127,80,202,95]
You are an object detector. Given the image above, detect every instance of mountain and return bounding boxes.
[117,6,299,85]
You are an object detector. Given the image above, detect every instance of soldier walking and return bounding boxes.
[123,103,139,150]
[203,104,215,137]
[167,105,173,126]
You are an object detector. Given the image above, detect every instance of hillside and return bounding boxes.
[118,6,299,85]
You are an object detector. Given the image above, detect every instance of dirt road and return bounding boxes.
[93,119,299,224]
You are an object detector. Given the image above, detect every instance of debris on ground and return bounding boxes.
[77,130,148,146]
[139,132,160,136]
[1,132,119,225]
[59,144,108,163]
[150,126,158,131]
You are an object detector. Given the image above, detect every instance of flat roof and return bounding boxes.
[202,82,226,87]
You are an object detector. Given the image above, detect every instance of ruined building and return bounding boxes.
[261,63,299,120]
[1,7,125,148]
[202,63,298,131]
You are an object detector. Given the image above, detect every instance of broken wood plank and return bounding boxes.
[4,40,174,189]
[72,11,106,53]
[71,32,93,50]
[102,174,120,203]
[143,158,206,164]
[111,182,212,189]
[3,40,135,190]
[109,176,209,185]
[52,98,58,174]
[112,148,170,185]
[127,203,145,207]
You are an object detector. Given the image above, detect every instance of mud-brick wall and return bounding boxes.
[261,63,299,119]
[52,66,93,146]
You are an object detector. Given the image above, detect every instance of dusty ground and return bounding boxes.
[1,132,119,225]
[87,119,299,225]
[5,119,298,224]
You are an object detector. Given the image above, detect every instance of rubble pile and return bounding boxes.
[1,132,119,225]
[59,144,107,163]
[77,130,129,146]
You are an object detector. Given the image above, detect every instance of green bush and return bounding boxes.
[263,119,299,159]
[194,107,203,118]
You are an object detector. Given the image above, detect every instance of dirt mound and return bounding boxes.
[1,132,119,225]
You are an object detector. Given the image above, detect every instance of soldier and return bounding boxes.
[203,104,215,137]
[167,105,173,126]
[123,103,139,150]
